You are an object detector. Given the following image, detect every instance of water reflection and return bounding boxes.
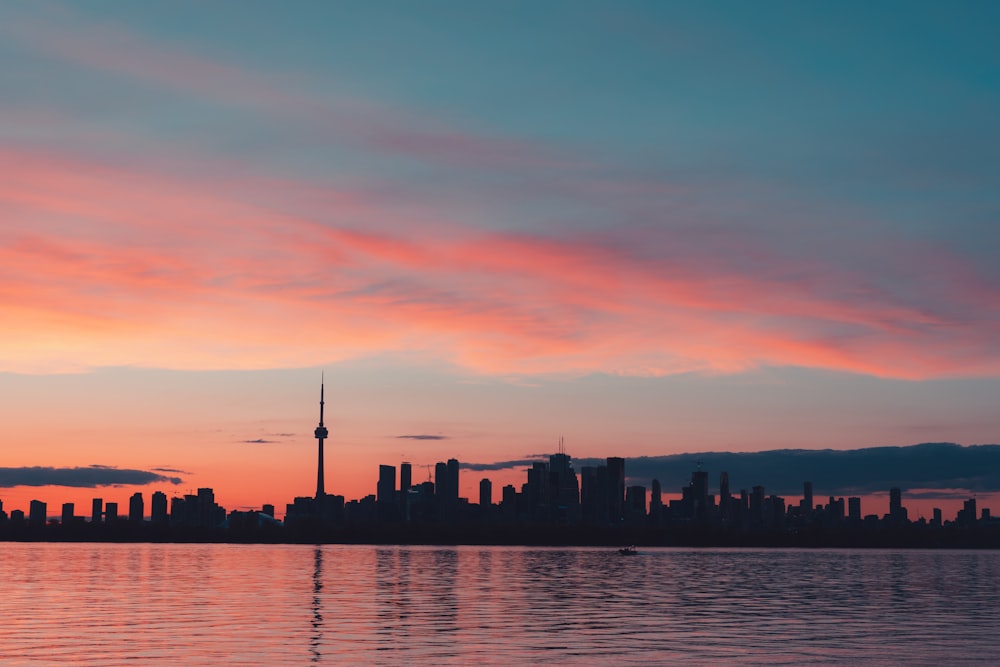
[2,545,999,665]
[311,546,323,663]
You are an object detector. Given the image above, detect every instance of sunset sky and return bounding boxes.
[2,3,999,518]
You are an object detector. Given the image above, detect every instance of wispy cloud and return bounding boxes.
[397,434,447,441]
[0,465,183,488]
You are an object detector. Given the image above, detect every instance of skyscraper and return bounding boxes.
[129,492,144,522]
[314,378,329,499]
[151,491,168,524]
[606,457,625,524]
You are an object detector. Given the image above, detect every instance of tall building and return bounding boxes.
[889,487,907,523]
[479,478,492,507]
[399,462,412,519]
[549,449,580,524]
[129,492,144,522]
[29,499,46,527]
[446,459,460,502]
[377,465,396,521]
[606,457,625,524]
[719,472,731,519]
[434,462,448,498]
[91,498,103,523]
[151,491,168,524]
[314,378,329,499]
[649,478,663,517]
[848,497,862,522]
[61,503,74,525]
[400,463,412,497]
[802,481,814,514]
[105,502,119,522]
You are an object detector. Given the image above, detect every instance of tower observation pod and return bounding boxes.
[315,378,329,499]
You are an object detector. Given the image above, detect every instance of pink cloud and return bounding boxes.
[1,140,998,379]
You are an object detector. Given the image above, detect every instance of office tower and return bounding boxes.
[932,507,943,526]
[314,378,329,499]
[446,459,460,502]
[690,468,709,521]
[479,478,492,507]
[549,448,580,524]
[802,481,814,513]
[92,498,103,523]
[435,462,448,497]
[719,471,731,518]
[399,462,412,520]
[129,492,144,522]
[400,462,412,497]
[151,491,168,524]
[606,457,625,524]
[61,503,74,525]
[889,487,906,523]
[105,502,119,522]
[848,497,861,522]
[29,500,46,527]
[377,465,396,508]
[828,496,845,521]
[650,478,663,514]
[750,486,765,525]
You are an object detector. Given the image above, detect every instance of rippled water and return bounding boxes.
[1,543,998,665]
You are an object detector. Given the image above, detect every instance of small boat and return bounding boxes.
[618,546,637,555]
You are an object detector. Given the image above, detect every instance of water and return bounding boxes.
[1,544,998,665]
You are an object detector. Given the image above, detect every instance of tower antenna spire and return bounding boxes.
[314,373,329,498]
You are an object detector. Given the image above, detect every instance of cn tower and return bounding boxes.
[314,377,329,499]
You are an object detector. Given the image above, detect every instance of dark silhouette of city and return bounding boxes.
[2,382,997,547]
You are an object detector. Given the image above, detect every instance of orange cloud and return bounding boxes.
[2,141,998,380]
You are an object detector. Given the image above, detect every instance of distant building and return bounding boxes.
[151,491,168,524]
[377,465,397,521]
[606,457,625,524]
[105,502,119,522]
[92,498,103,524]
[848,497,862,522]
[29,499,47,527]
[479,478,492,507]
[61,502,75,525]
[129,492,144,522]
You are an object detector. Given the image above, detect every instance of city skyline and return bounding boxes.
[2,4,999,518]
[3,441,993,544]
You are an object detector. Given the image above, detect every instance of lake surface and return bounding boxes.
[1,543,998,665]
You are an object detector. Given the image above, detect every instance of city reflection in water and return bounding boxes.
[1,544,999,665]
[311,546,323,663]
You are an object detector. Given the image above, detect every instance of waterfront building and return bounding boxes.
[105,502,118,522]
[151,491,168,524]
[801,481,814,515]
[606,457,625,524]
[129,492,144,522]
[377,464,397,521]
[848,497,862,522]
[61,502,74,525]
[29,499,47,526]
[92,498,103,523]
[889,487,908,523]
